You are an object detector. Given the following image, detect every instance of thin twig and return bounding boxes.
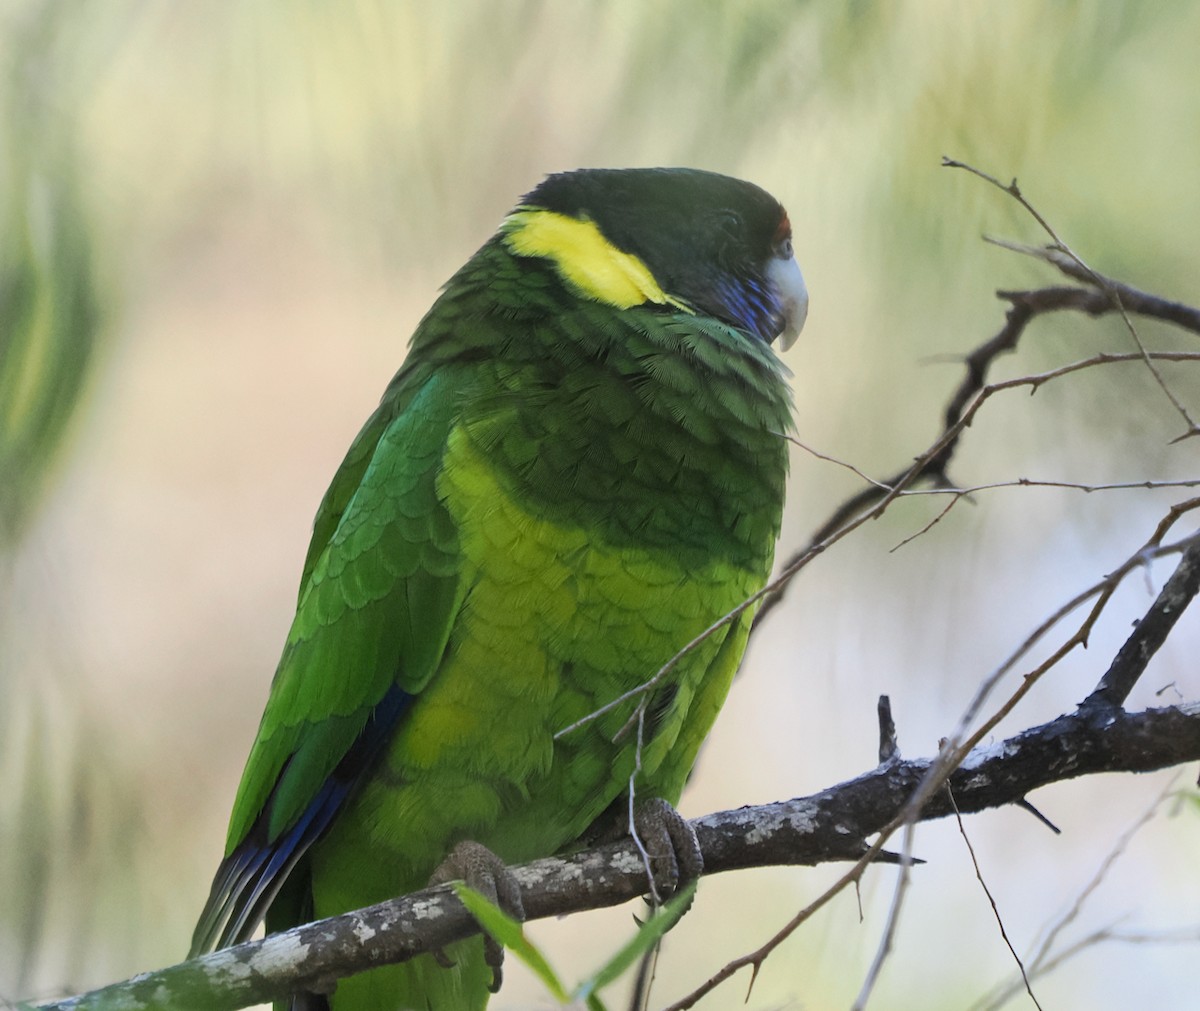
[889,475,1200,551]
[759,340,1200,626]
[1027,778,1174,973]
[970,778,1179,1011]
[626,706,661,906]
[901,477,1200,498]
[948,786,1044,1011]
[987,238,1200,336]
[890,493,963,552]
[849,819,918,1011]
[784,434,896,491]
[944,156,1199,439]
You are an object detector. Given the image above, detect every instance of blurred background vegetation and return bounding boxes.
[2,1,1198,1008]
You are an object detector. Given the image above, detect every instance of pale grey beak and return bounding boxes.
[767,254,808,351]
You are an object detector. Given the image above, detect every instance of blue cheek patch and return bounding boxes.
[716,275,784,343]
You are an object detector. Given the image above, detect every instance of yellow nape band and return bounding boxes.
[502,209,690,312]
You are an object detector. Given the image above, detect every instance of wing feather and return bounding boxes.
[190,368,463,956]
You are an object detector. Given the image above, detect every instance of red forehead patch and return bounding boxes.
[772,212,792,245]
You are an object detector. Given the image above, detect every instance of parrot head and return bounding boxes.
[505,167,809,350]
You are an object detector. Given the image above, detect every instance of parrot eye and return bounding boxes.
[714,210,743,235]
[772,213,793,259]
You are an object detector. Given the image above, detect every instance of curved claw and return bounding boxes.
[430,840,524,993]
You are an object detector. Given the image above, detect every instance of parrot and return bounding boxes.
[190,166,808,1010]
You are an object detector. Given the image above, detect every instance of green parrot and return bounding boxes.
[190,167,807,1010]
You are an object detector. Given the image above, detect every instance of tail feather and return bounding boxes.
[190,685,414,958]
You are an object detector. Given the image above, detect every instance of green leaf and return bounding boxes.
[452,883,571,1003]
[575,881,698,1001]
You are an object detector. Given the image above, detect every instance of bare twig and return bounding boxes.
[849,817,918,1011]
[626,706,661,906]
[785,434,895,491]
[971,778,1179,1011]
[759,343,1200,626]
[949,787,1044,1011]
[941,160,1072,256]
[901,477,1200,498]
[1006,923,1200,1000]
[883,475,1200,548]
[1027,778,1174,974]
[944,156,1198,439]
[988,239,1200,337]
[920,504,1200,753]
[877,695,899,763]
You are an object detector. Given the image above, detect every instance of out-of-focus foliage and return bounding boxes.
[0,0,114,997]
[2,1,1199,1008]
[0,0,100,541]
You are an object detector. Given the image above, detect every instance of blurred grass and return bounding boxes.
[2,1,1199,1007]
[0,0,101,541]
[0,0,115,996]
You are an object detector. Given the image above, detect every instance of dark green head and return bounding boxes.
[508,167,808,349]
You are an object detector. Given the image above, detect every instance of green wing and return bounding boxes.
[190,365,464,955]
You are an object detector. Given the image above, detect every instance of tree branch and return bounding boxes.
[1084,534,1200,710]
[31,702,1200,1011]
[988,239,1200,337]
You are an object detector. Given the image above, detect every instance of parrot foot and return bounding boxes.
[429,839,525,993]
[629,797,704,904]
[584,796,704,898]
